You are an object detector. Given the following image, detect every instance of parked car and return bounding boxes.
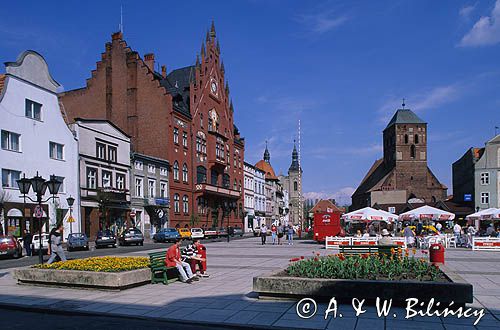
[31,233,50,256]
[178,228,192,240]
[253,227,261,237]
[218,227,228,237]
[118,228,144,246]
[204,227,218,238]
[95,230,117,248]
[153,228,180,243]
[190,228,204,239]
[0,235,23,258]
[232,227,244,237]
[67,233,89,251]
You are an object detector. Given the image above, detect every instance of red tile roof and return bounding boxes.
[255,160,278,180]
[310,199,344,214]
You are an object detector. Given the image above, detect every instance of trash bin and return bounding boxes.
[429,243,445,264]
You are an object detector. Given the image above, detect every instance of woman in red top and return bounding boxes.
[271,225,277,245]
[165,239,197,283]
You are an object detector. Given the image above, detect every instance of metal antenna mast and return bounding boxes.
[298,119,302,228]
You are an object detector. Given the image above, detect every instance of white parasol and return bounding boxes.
[465,208,500,221]
[342,207,397,223]
[398,205,455,221]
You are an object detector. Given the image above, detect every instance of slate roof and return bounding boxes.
[385,109,426,129]
[161,66,195,118]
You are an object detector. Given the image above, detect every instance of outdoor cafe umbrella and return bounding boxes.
[342,207,396,223]
[398,205,455,222]
[465,208,500,221]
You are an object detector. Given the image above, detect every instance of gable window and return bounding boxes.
[182,132,188,147]
[86,167,97,189]
[96,143,106,160]
[135,178,143,197]
[148,179,156,198]
[160,167,168,176]
[148,164,155,173]
[108,146,117,162]
[1,169,21,188]
[134,161,143,171]
[25,99,42,120]
[116,173,125,190]
[49,142,64,160]
[102,170,112,188]
[1,130,20,152]
[197,166,207,184]
[183,195,189,213]
[174,194,180,213]
[173,128,179,144]
[173,161,179,181]
[481,192,489,205]
[480,172,489,185]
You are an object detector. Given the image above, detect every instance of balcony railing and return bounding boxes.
[194,183,240,198]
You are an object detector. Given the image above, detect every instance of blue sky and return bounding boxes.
[2,0,500,205]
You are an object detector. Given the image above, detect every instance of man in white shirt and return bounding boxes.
[453,223,462,245]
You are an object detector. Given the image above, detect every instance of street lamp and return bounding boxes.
[223,200,237,243]
[17,172,62,264]
[66,195,75,235]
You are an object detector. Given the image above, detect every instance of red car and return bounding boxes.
[0,235,23,258]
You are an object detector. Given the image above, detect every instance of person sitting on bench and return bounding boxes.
[181,239,209,277]
[165,238,198,284]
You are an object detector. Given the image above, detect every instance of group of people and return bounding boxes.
[259,223,295,245]
[165,238,209,284]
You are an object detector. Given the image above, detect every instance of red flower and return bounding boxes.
[289,257,301,262]
[316,252,321,256]
[314,257,319,261]
[300,256,305,260]
[338,254,346,261]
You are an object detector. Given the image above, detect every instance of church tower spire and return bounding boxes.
[288,140,301,173]
[264,141,270,163]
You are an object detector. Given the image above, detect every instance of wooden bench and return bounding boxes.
[148,251,178,285]
[339,245,401,257]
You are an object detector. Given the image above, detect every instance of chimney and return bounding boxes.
[144,53,155,72]
[161,65,167,78]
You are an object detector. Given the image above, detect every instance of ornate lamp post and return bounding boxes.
[223,200,237,243]
[66,196,75,235]
[17,173,62,264]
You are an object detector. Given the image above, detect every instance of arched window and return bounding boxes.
[174,194,180,213]
[410,144,416,158]
[183,195,189,213]
[211,169,218,186]
[238,180,242,192]
[294,181,298,191]
[197,166,207,183]
[233,179,237,191]
[223,174,230,188]
[404,134,409,144]
[415,134,419,144]
[173,161,179,181]
[182,163,188,182]
[200,113,203,127]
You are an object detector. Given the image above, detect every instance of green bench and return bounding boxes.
[148,251,178,285]
[339,245,401,257]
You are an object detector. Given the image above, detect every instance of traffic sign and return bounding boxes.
[67,215,75,223]
[34,205,44,218]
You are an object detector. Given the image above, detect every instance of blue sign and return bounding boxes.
[155,198,170,206]
[464,194,472,202]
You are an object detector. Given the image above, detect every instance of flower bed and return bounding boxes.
[286,250,445,282]
[33,256,149,273]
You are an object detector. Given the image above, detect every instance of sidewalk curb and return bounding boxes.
[0,302,293,330]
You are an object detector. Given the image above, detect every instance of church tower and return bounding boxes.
[287,142,303,225]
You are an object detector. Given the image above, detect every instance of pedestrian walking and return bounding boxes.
[271,224,277,245]
[466,225,476,248]
[47,224,67,264]
[287,224,294,245]
[453,222,462,246]
[277,223,284,245]
[23,230,33,257]
[260,224,267,245]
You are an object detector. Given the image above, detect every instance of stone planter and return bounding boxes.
[12,267,150,290]
[253,265,473,305]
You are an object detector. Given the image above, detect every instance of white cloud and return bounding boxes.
[304,187,355,205]
[459,3,477,20]
[296,11,348,35]
[459,0,500,46]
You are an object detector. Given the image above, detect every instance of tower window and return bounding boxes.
[410,145,416,158]
[294,181,298,191]
[404,134,409,144]
[415,134,419,144]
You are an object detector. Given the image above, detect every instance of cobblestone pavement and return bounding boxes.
[0,237,499,329]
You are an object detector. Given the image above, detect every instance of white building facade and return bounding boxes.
[0,51,80,239]
[253,168,266,228]
[243,162,255,233]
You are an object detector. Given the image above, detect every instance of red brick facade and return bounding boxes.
[59,26,245,229]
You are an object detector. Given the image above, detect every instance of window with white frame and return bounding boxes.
[87,167,97,189]
[160,167,168,176]
[481,192,489,205]
[108,146,117,162]
[148,164,155,173]
[183,195,189,213]
[49,142,64,160]
[160,182,167,198]
[102,171,112,188]
[135,178,143,197]
[116,173,125,190]
[1,169,21,188]
[173,128,179,144]
[182,131,188,147]
[96,143,106,160]
[134,161,143,171]
[182,163,188,182]
[174,194,180,213]
[173,161,179,181]
[25,99,42,120]
[148,179,156,198]
[1,130,20,152]
[480,172,489,185]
